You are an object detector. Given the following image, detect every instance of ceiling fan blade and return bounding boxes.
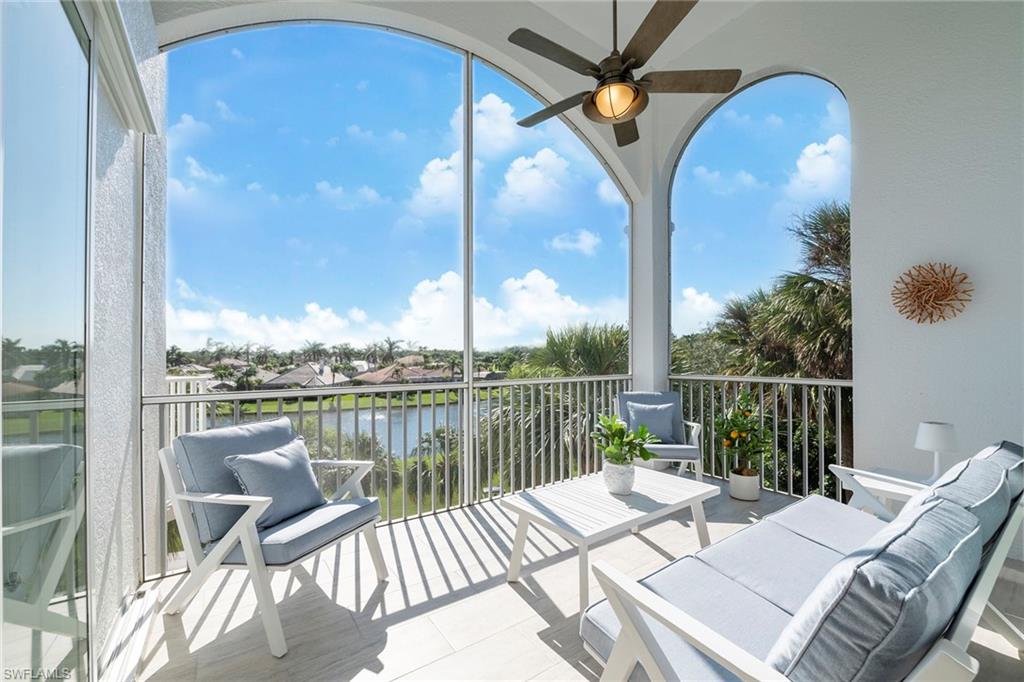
[518,91,590,127]
[641,69,742,93]
[622,0,699,69]
[508,28,600,77]
[613,119,639,147]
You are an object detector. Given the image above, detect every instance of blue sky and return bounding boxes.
[165,25,848,352]
[671,74,850,334]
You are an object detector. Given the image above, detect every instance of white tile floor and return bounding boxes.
[137,478,1024,681]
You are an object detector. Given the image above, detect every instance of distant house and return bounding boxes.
[474,370,506,381]
[206,378,236,391]
[350,360,370,373]
[172,363,211,375]
[10,364,45,382]
[216,357,249,369]
[396,354,424,367]
[352,364,450,385]
[259,362,350,389]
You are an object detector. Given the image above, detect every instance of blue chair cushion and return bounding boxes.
[617,392,684,444]
[974,441,1023,499]
[626,401,676,444]
[224,437,325,529]
[174,417,296,544]
[766,500,982,682]
[581,556,790,681]
[218,497,381,566]
[644,443,701,461]
[906,457,1010,545]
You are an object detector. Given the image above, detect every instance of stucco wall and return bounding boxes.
[88,0,165,663]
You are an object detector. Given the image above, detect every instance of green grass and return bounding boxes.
[2,412,82,438]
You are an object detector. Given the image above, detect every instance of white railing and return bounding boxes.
[140,374,631,577]
[669,374,853,499]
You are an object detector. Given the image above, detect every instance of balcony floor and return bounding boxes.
[138,476,1024,681]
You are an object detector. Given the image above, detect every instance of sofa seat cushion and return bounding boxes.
[696,517,844,615]
[644,443,701,461]
[175,417,296,544]
[581,556,790,681]
[974,441,1024,499]
[906,457,1010,545]
[216,496,380,566]
[765,495,886,555]
[223,437,325,529]
[767,500,982,682]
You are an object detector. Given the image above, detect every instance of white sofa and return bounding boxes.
[582,441,1024,681]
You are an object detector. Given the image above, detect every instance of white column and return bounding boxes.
[630,170,671,391]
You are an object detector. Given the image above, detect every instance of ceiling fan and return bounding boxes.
[508,0,742,147]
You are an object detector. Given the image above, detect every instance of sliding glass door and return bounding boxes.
[1,1,91,678]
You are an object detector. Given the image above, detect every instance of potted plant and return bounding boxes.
[714,391,768,501]
[591,414,659,495]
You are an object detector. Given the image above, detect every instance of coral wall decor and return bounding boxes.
[891,262,973,323]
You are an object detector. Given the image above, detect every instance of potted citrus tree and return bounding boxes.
[591,414,659,495]
[715,391,768,500]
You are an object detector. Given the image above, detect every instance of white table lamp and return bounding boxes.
[915,421,957,482]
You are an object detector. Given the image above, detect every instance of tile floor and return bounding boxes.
[137,478,1024,681]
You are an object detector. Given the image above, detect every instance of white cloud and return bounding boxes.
[547,229,601,256]
[723,109,784,130]
[821,96,850,135]
[167,177,198,204]
[315,180,387,209]
[215,99,239,122]
[346,124,373,141]
[388,129,408,143]
[408,151,463,217]
[185,156,225,183]
[597,177,624,205]
[231,48,244,60]
[167,113,210,151]
[495,147,568,214]
[782,134,851,202]
[176,278,198,300]
[246,181,262,192]
[673,287,724,334]
[692,165,764,196]
[451,93,524,158]
[356,80,369,92]
[167,269,617,351]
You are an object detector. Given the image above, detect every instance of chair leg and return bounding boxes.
[982,602,1024,652]
[240,524,288,657]
[363,523,389,582]
[694,458,703,482]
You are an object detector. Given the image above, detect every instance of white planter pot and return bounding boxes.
[603,462,636,495]
[729,471,761,501]
[636,458,671,471]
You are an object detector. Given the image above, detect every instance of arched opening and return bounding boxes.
[667,73,852,495]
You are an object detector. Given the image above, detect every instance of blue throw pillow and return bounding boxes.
[224,437,325,529]
[626,401,675,444]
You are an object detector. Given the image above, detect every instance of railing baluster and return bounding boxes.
[385,391,393,521]
[772,384,780,492]
[317,395,325,459]
[557,382,564,482]
[835,385,844,500]
[530,385,537,489]
[402,391,408,519]
[498,386,505,496]
[787,385,794,496]
[370,393,377,497]
[519,386,526,490]
[802,385,809,497]
[818,386,826,495]
[540,386,547,486]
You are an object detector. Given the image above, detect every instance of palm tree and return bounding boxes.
[254,344,274,365]
[363,342,381,367]
[406,426,461,507]
[381,337,403,365]
[330,343,355,363]
[522,323,628,377]
[300,340,327,362]
[166,345,188,367]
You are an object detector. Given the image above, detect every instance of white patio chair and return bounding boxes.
[158,417,388,657]
[2,444,88,670]
[616,391,703,480]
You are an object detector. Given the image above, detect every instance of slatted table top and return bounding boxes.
[500,468,719,544]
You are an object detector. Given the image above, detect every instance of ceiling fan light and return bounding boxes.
[593,82,639,120]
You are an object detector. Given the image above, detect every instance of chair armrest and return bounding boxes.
[177,492,272,508]
[829,464,929,490]
[310,459,374,501]
[682,420,703,447]
[592,561,786,681]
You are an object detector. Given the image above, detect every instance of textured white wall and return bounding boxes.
[88,0,164,662]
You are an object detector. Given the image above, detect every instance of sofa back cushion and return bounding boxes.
[224,437,325,529]
[973,441,1024,499]
[766,500,981,682]
[173,417,296,543]
[905,457,1010,545]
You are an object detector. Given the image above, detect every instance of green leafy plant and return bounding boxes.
[591,414,659,466]
[714,390,769,476]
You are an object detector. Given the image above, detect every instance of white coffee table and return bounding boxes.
[502,468,719,612]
